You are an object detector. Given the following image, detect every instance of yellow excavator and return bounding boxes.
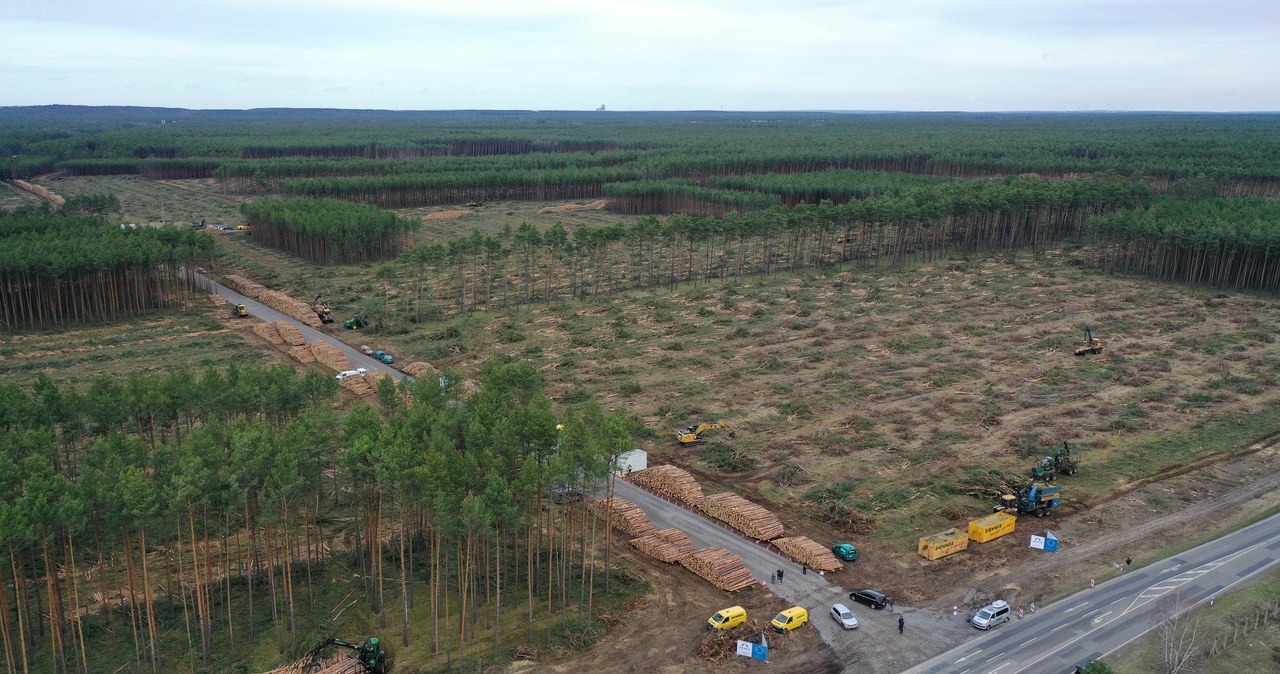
[676,420,736,445]
[1073,325,1103,356]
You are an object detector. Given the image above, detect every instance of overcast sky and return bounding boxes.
[3,0,1278,112]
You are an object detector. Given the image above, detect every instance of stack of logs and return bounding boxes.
[339,370,385,397]
[403,361,436,378]
[698,492,785,541]
[630,465,704,506]
[681,547,755,592]
[221,275,323,327]
[589,497,655,538]
[771,536,844,572]
[274,321,305,345]
[253,321,285,345]
[630,528,694,563]
[308,341,353,373]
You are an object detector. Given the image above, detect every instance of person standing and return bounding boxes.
[1125,556,1132,569]
[777,568,784,583]
[898,615,904,635]
[802,564,808,575]
[889,598,894,612]
[770,571,777,584]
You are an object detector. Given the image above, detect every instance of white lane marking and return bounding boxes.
[985,651,1006,663]
[1082,609,1099,618]
[1090,611,1112,625]
[955,650,982,663]
[1147,585,1179,591]
[989,663,1012,674]
[1018,637,1038,647]
[1049,623,1066,633]
[1065,602,1089,613]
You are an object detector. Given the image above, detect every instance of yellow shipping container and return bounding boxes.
[918,528,969,560]
[968,512,1017,543]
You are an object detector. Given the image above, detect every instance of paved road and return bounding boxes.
[901,510,1280,674]
[611,478,972,673]
[194,270,408,381]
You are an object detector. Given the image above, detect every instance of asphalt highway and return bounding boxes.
[901,510,1280,674]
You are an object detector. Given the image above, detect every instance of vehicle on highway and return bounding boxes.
[848,589,889,610]
[770,606,809,632]
[970,599,1011,630]
[831,542,858,561]
[829,603,858,629]
[707,606,747,630]
[335,368,369,380]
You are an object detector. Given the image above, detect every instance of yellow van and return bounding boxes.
[770,606,809,632]
[707,606,747,630]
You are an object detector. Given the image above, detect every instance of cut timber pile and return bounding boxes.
[630,528,693,563]
[252,321,284,345]
[697,492,785,541]
[260,658,363,674]
[274,321,305,346]
[309,341,353,373]
[289,345,316,363]
[339,375,375,397]
[223,275,267,297]
[681,547,755,592]
[220,275,323,327]
[631,465,704,506]
[403,361,436,378]
[589,497,655,538]
[772,536,844,572]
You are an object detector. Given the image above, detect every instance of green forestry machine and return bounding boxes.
[1030,441,1078,481]
[344,312,368,330]
[302,636,387,674]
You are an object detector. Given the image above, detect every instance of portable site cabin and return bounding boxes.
[968,512,1017,543]
[918,528,969,560]
[615,448,648,475]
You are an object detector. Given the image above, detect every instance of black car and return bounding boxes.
[550,484,584,504]
[848,589,889,610]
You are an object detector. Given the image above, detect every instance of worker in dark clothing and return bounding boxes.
[1125,557,1132,569]
[898,615,904,634]
[777,568,784,583]
[802,564,808,575]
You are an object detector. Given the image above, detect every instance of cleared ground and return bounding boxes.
[8,176,1280,672]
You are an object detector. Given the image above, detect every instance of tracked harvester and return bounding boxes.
[675,420,736,445]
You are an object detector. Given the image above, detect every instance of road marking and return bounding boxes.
[1049,623,1066,633]
[1160,564,1181,573]
[1082,609,1099,618]
[989,663,1012,674]
[1148,585,1179,590]
[1090,611,1112,625]
[985,651,1006,663]
[955,650,982,663]
[1019,637,1038,647]
[1065,602,1088,613]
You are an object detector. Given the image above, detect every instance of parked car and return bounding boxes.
[971,600,1011,630]
[550,484,584,504]
[829,603,858,629]
[707,606,747,630]
[770,606,809,633]
[848,589,889,610]
[335,368,369,380]
[831,543,858,561]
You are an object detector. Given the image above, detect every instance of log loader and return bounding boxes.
[1030,441,1078,480]
[302,636,387,674]
[675,420,736,445]
[995,480,1062,517]
[1073,325,1103,356]
[313,296,335,324]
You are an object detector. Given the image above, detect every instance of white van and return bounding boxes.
[335,368,369,380]
[971,600,1011,630]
